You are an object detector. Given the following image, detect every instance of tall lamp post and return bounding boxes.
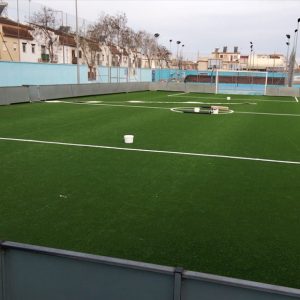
[154,33,160,69]
[181,44,185,69]
[286,34,290,72]
[169,39,172,53]
[176,41,181,68]
[54,10,65,64]
[294,18,300,61]
[288,18,300,87]
[75,0,80,84]
[249,41,253,70]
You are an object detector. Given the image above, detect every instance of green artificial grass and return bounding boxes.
[0,91,300,288]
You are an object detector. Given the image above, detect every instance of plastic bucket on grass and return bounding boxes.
[124,135,134,144]
[211,108,219,114]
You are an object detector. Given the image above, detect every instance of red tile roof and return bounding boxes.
[2,25,33,40]
[59,35,76,47]
[0,17,31,29]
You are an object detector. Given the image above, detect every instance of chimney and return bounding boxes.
[223,46,227,53]
[234,46,238,53]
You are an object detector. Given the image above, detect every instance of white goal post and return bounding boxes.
[215,70,269,95]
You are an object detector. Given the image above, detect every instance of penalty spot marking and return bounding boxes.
[0,137,300,166]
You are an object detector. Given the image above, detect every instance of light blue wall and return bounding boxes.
[97,66,152,83]
[0,61,89,87]
[0,61,296,88]
[0,62,153,87]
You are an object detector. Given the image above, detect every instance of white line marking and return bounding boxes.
[0,137,299,166]
[235,111,300,117]
[60,101,170,110]
[295,97,299,103]
[168,92,189,97]
[60,101,300,117]
[169,95,295,103]
[170,107,234,115]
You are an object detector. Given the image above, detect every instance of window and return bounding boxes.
[97,53,100,65]
[22,43,27,53]
[41,45,46,54]
[31,44,35,54]
[13,42,17,51]
[79,50,82,59]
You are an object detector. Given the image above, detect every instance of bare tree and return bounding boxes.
[157,45,171,68]
[31,6,59,63]
[83,12,170,69]
[138,31,156,68]
[78,27,101,79]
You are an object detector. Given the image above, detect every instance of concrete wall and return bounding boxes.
[0,82,299,106]
[266,86,300,97]
[0,241,299,300]
[0,83,150,105]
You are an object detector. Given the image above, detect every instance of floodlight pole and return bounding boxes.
[286,34,291,71]
[75,0,80,84]
[17,0,20,62]
[154,33,160,69]
[288,18,300,87]
[28,0,31,23]
[295,19,300,63]
[54,10,65,64]
[176,41,181,70]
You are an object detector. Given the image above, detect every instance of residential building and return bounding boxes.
[0,17,33,62]
[248,54,286,71]
[210,46,241,70]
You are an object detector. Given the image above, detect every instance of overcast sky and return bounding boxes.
[11,0,300,60]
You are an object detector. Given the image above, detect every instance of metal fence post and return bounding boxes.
[173,267,183,300]
[0,241,5,300]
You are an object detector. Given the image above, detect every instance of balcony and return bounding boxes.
[41,54,50,63]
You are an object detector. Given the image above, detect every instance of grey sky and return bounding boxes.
[11,0,300,60]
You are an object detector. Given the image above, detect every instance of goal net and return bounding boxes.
[215,70,270,95]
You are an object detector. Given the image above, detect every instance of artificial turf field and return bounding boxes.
[0,90,300,288]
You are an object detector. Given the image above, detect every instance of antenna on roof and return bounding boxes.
[0,1,8,17]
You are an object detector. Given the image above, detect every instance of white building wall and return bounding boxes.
[250,54,285,69]
[19,39,40,63]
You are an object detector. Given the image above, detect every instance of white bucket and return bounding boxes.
[194,107,200,113]
[226,96,231,100]
[124,135,134,144]
[211,108,219,114]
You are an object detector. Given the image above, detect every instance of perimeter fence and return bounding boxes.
[1,241,300,300]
